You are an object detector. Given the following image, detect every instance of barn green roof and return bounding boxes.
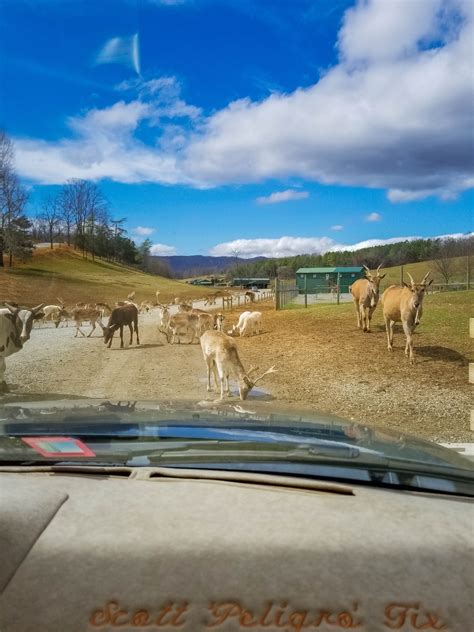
[296,267,364,274]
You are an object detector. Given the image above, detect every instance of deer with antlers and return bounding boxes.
[350,264,386,332]
[200,330,277,400]
[381,271,432,364]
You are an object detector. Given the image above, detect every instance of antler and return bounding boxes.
[246,365,260,378]
[250,365,278,386]
[406,272,415,285]
[421,271,431,285]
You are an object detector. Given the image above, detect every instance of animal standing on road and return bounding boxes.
[100,303,140,349]
[381,272,432,364]
[71,306,103,338]
[166,312,200,344]
[40,304,64,328]
[0,303,44,391]
[200,330,277,400]
[350,264,386,332]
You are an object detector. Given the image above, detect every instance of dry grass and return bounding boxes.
[0,246,210,306]
[377,256,470,287]
[224,292,473,442]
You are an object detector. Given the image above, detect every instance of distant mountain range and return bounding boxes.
[149,255,266,278]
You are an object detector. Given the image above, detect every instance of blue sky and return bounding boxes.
[1,0,472,257]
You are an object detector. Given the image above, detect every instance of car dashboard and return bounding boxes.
[0,466,472,632]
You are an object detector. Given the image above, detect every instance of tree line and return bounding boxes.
[226,236,473,283]
[0,129,146,268]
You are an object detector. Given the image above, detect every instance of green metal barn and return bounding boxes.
[296,267,364,294]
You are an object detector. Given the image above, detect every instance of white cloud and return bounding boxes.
[331,225,344,231]
[365,212,381,222]
[150,243,177,255]
[338,0,443,63]
[117,76,201,121]
[132,226,155,236]
[14,100,188,185]
[209,232,473,259]
[256,189,309,205]
[182,0,474,199]
[210,236,339,258]
[12,1,474,201]
[387,187,459,202]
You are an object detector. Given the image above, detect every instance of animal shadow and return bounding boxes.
[416,345,468,364]
[111,343,164,350]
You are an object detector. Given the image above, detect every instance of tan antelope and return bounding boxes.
[381,272,432,364]
[350,264,386,332]
[200,330,277,400]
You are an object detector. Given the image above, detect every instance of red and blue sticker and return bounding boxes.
[21,437,96,458]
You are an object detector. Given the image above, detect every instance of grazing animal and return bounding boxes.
[204,294,217,306]
[200,330,277,400]
[0,303,44,391]
[239,311,262,337]
[70,306,103,338]
[101,303,140,349]
[138,301,153,314]
[381,272,432,364]
[166,313,200,344]
[229,311,252,335]
[350,264,386,332]
[245,290,256,303]
[40,304,63,328]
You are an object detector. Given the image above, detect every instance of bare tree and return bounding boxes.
[430,238,459,285]
[38,196,61,249]
[57,179,107,258]
[0,132,31,267]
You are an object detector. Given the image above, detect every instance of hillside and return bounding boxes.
[379,257,470,287]
[0,246,210,306]
[150,254,266,278]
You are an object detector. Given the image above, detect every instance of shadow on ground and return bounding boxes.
[416,345,468,364]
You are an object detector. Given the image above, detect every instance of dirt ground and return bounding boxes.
[3,299,473,443]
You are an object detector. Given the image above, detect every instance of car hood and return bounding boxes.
[0,396,471,475]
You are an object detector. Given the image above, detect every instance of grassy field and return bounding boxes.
[0,246,210,306]
[378,256,471,287]
[285,291,472,359]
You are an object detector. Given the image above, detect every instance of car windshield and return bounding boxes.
[0,0,472,492]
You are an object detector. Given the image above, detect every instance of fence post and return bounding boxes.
[400,265,404,285]
[304,275,308,308]
[337,272,341,305]
[275,278,280,310]
[467,255,470,290]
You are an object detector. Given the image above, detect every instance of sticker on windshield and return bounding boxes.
[21,437,96,458]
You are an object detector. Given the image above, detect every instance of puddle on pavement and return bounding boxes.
[198,378,273,401]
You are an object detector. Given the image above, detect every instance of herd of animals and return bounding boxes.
[0,266,433,397]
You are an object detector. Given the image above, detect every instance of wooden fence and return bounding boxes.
[275,279,299,310]
[218,289,274,310]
